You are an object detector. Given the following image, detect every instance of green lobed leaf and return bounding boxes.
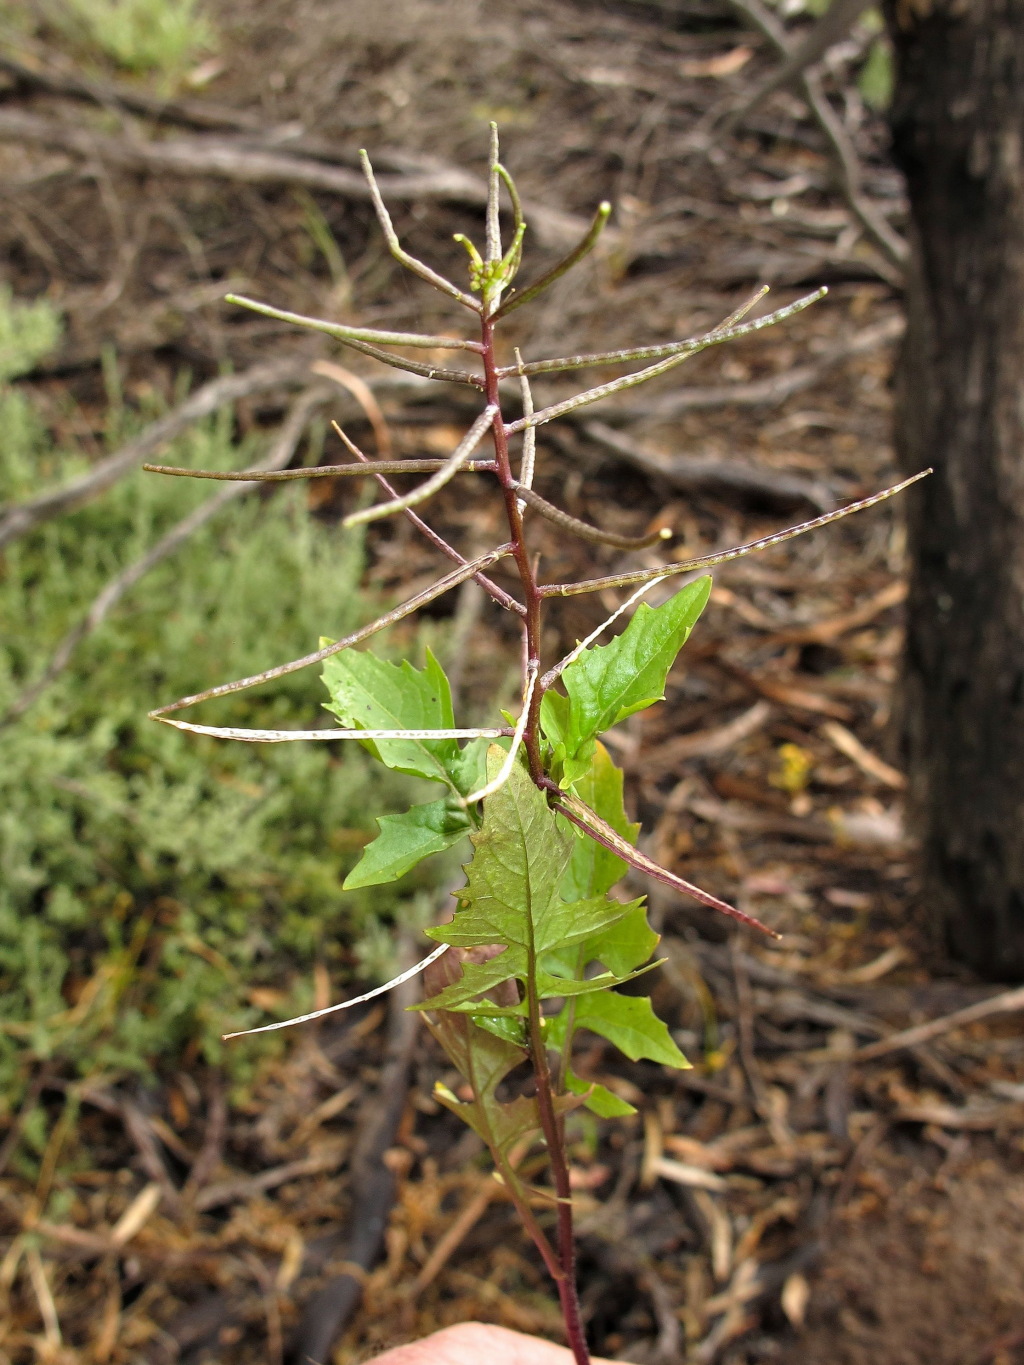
[424,751,572,953]
[430,1006,525,1096]
[539,690,594,786]
[536,964,660,1001]
[558,741,639,900]
[414,942,654,1015]
[432,1083,541,1154]
[417,753,649,1014]
[414,746,678,1144]
[475,1014,527,1047]
[556,576,711,760]
[321,645,460,787]
[342,798,471,889]
[415,945,524,1010]
[542,898,657,983]
[577,901,660,977]
[449,736,491,797]
[423,996,579,1158]
[562,1065,637,1118]
[539,894,641,962]
[548,991,688,1069]
[436,891,632,955]
[422,1010,538,1156]
[539,688,570,750]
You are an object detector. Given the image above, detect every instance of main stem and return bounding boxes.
[481,316,547,783]
[481,312,591,1365]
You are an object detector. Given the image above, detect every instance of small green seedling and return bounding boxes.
[147,128,926,1362]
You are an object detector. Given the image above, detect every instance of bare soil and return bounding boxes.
[790,1159,1024,1365]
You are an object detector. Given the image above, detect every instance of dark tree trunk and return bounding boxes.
[884,0,1024,977]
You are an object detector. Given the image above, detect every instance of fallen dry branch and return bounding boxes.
[194,1147,347,1213]
[409,1134,537,1299]
[855,985,1024,1063]
[0,351,465,556]
[717,659,855,721]
[26,278,250,377]
[0,108,587,248]
[725,0,907,277]
[723,0,875,133]
[646,1155,728,1192]
[820,719,906,790]
[180,1080,228,1207]
[0,46,269,133]
[773,579,907,645]
[629,700,774,773]
[893,1100,1024,1131]
[696,1241,822,1363]
[581,421,832,512]
[2,41,590,243]
[684,793,836,844]
[412,1180,500,1297]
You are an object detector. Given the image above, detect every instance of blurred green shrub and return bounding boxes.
[0,287,63,383]
[69,0,213,74]
[10,0,215,79]
[857,30,893,110]
[767,0,893,111]
[0,329,429,1122]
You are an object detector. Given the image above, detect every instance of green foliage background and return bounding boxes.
[0,301,421,1127]
[1,0,215,79]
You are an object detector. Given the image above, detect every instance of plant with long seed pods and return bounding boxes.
[146,127,927,1364]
